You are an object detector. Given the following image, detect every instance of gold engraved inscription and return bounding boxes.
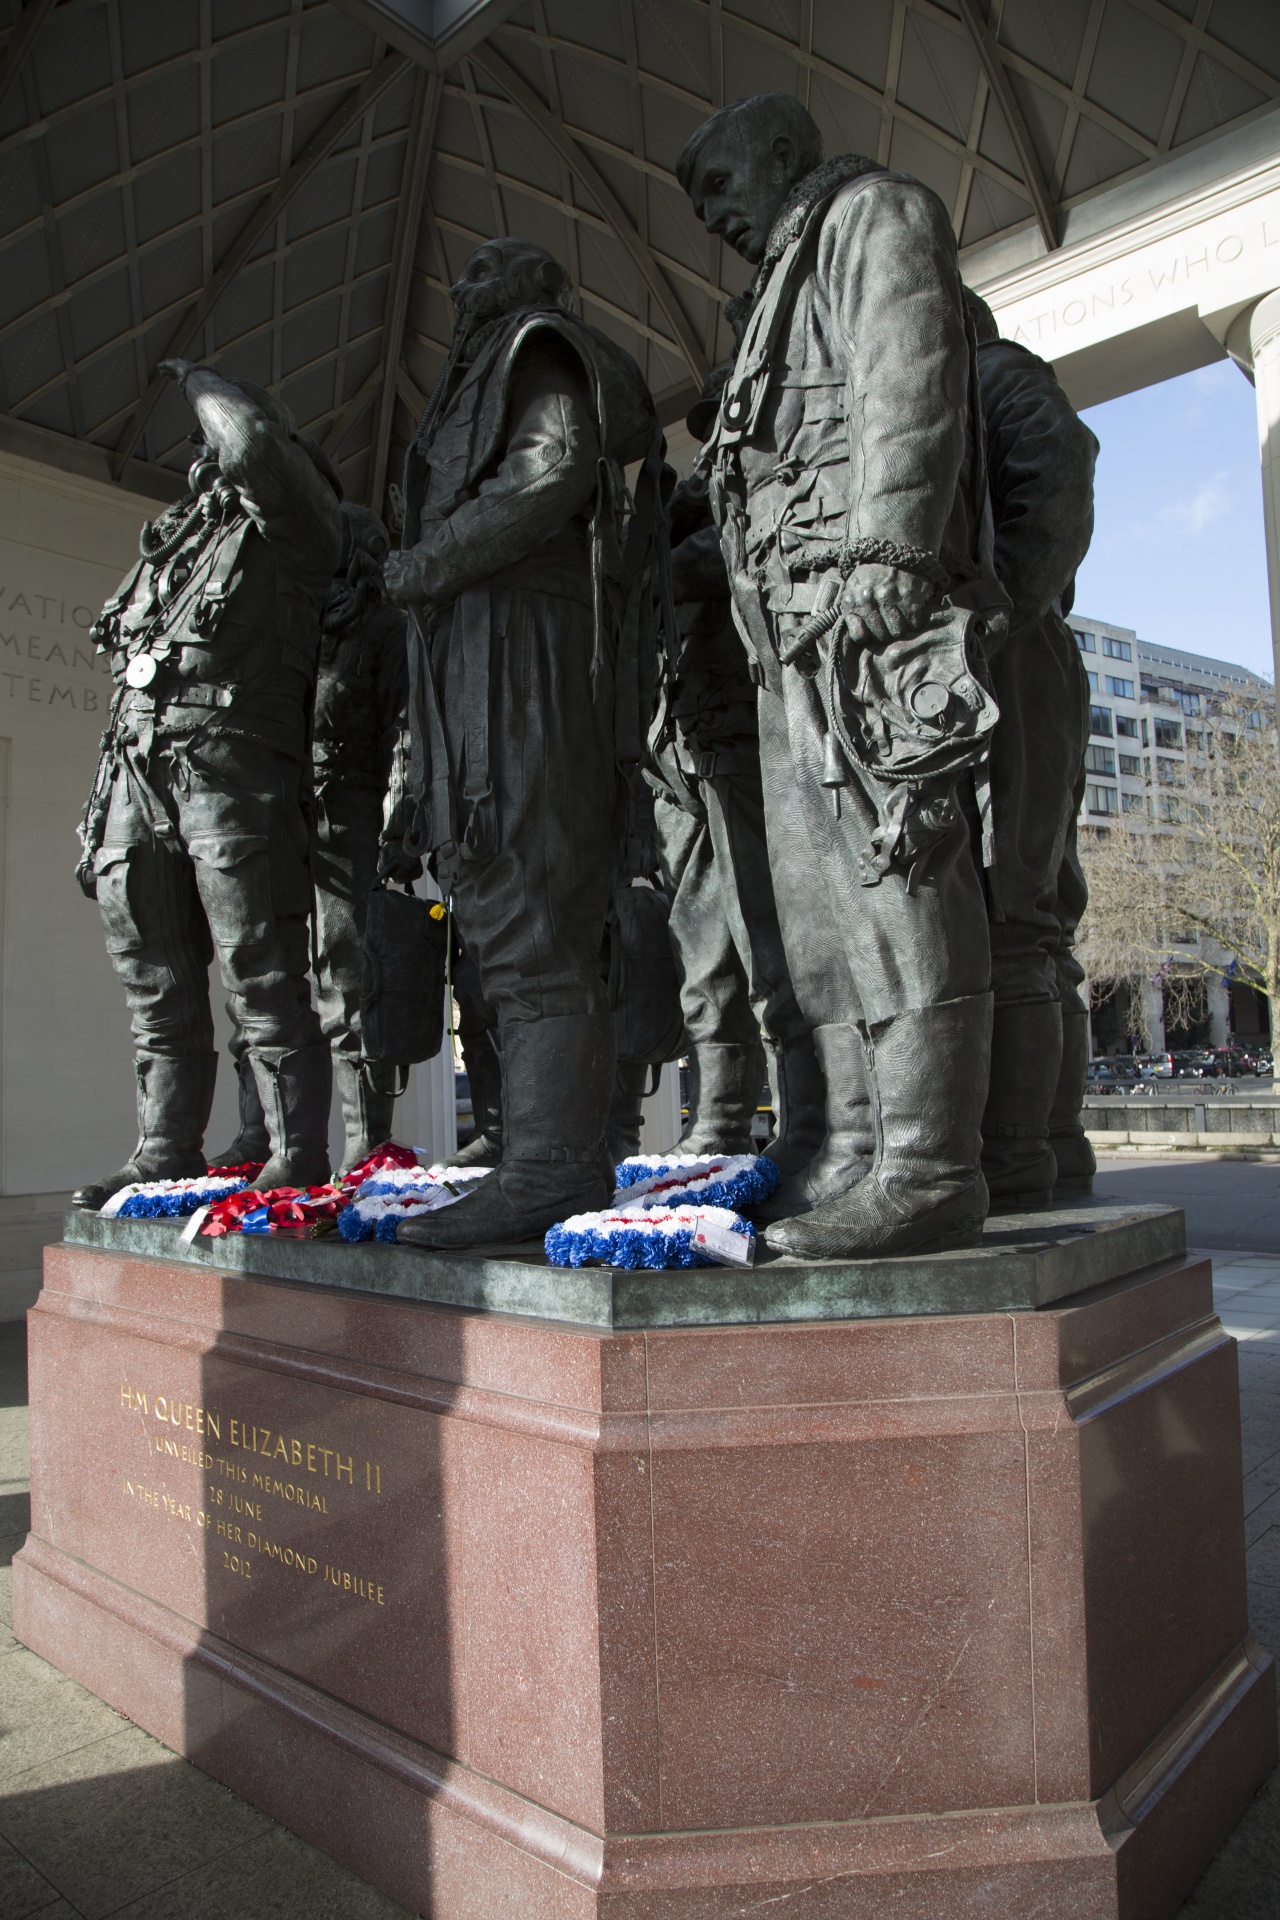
[117,1382,390,1605]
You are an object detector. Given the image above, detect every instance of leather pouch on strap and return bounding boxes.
[360,883,447,1065]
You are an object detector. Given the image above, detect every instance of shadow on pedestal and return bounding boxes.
[10,1198,1277,1919]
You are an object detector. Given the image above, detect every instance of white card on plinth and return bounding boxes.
[180,1206,209,1245]
[693,1219,755,1266]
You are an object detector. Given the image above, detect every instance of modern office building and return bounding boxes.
[1071,615,1273,1051]
[1073,618,1269,822]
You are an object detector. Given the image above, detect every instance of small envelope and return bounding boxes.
[693,1219,755,1267]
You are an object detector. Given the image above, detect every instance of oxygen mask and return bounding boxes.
[188,448,240,525]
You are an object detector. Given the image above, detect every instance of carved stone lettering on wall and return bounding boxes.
[994,188,1280,360]
[0,582,112,719]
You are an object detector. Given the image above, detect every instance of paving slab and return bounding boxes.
[0,1725,276,1920]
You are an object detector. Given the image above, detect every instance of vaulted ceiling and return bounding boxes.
[1,0,1276,512]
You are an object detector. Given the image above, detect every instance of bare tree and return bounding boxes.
[1077,691,1279,1047]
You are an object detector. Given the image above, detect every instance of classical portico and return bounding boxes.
[969,114,1280,688]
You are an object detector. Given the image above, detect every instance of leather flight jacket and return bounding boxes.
[706,157,1009,885]
[399,306,672,887]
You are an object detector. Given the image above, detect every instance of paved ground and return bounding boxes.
[1173,1240,1280,1916]
[0,1172,1277,1917]
[1094,1147,1280,1253]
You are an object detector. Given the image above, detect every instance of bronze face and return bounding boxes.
[686,119,807,264]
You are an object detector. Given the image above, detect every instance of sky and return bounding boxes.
[1072,358,1272,683]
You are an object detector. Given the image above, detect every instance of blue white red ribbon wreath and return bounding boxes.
[100,1174,253,1219]
[612,1153,779,1212]
[338,1165,488,1242]
[545,1203,755,1270]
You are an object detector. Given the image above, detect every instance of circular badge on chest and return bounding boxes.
[125,653,158,688]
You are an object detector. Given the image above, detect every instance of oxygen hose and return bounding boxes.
[138,499,202,564]
[779,574,842,665]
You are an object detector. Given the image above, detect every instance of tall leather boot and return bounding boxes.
[981,999,1062,1212]
[607,1058,652,1165]
[208,1054,271,1166]
[450,1030,504,1169]
[399,1013,614,1249]
[247,1044,332,1190]
[754,1024,874,1224]
[333,1052,397,1178]
[73,1054,217,1210]
[763,1031,825,1177]
[1049,1006,1096,1194]
[766,994,992,1259]
[679,1041,765,1154]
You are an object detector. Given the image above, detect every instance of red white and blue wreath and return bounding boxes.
[611,1152,779,1212]
[545,1203,756,1270]
[544,1155,778,1269]
[338,1164,489,1242]
[99,1172,259,1219]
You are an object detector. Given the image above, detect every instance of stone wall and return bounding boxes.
[1084,1096,1280,1148]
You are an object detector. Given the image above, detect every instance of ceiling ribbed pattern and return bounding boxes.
[0,0,1275,510]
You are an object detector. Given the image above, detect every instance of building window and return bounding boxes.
[1089,705,1113,737]
[1087,785,1119,816]
[1154,718,1182,748]
[1102,636,1132,661]
[1106,675,1134,698]
[1141,718,1149,746]
[1084,745,1115,775]
[1121,791,1144,814]
[1118,753,1141,776]
[1074,630,1095,653]
[1086,669,1099,692]
[1156,756,1179,783]
[1179,690,1200,716]
[1185,729,1205,750]
[1116,714,1138,738]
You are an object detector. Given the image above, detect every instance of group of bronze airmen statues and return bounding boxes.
[72,91,1100,1265]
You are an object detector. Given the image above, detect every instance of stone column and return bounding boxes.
[639,1060,683,1153]
[1252,291,1280,692]
[1140,976,1166,1054]
[1227,291,1280,691]
[1207,973,1231,1047]
[1228,294,1280,1089]
[410,1031,458,1163]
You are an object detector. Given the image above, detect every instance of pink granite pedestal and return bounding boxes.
[13,1236,1276,1919]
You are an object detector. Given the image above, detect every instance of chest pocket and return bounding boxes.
[776,468,849,563]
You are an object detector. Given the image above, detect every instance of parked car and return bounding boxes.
[1086,1059,1145,1093]
[1229,1046,1273,1077]
[1201,1047,1255,1078]
[1135,1052,1174,1077]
